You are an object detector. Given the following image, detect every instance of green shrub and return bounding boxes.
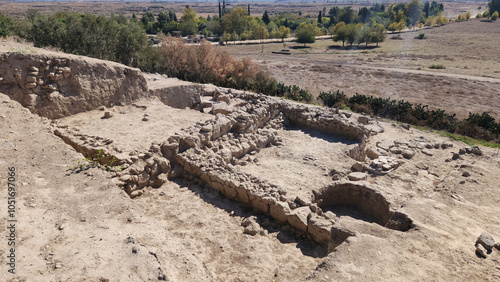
[416,33,426,39]
[492,11,499,20]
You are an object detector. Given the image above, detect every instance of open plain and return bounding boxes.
[226,18,500,119]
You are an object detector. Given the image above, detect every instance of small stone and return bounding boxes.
[376,139,394,151]
[401,124,410,130]
[132,246,138,254]
[441,142,453,149]
[295,195,311,206]
[241,216,257,227]
[471,146,483,156]
[103,111,113,119]
[476,243,488,258]
[462,171,470,177]
[323,211,336,220]
[351,162,364,172]
[348,172,367,181]
[130,190,144,198]
[357,116,371,125]
[452,153,460,160]
[243,222,260,235]
[54,262,62,269]
[495,242,500,251]
[421,149,433,156]
[476,232,495,251]
[402,149,416,159]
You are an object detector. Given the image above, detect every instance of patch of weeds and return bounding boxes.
[341,104,352,111]
[412,126,500,148]
[9,46,37,54]
[415,33,426,39]
[68,149,123,173]
[429,64,445,69]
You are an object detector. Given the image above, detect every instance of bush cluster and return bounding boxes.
[318,91,500,142]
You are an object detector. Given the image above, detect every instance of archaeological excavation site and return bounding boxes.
[1,44,500,281]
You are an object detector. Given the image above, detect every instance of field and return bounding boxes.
[225,18,500,119]
[0,0,489,20]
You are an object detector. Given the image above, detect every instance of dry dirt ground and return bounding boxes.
[1,37,500,282]
[226,18,500,119]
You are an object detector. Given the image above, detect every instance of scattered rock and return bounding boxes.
[441,142,453,149]
[452,153,460,160]
[471,146,483,156]
[462,171,470,177]
[357,116,371,125]
[103,111,113,119]
[243,221,260,235]
[476,232,495,251]
[348,172,367,181]
[401,124,410,130]
[366,146,387,159]
[212,102,233,115]
[287,206,310,232]
[402,149,416,159]
[351,162,364,172]
[376,139,394,151]
[421,149,433,156]
[495,242,500,251]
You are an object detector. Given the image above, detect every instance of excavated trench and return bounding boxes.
[1,52,414,260]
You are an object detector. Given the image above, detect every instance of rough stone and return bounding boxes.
[212,102,233,115]
[351,162,364,172]
[476,244,488,258]
[243,222,260,236]
[402,149,416,159]
[348,172,367,181]
[287,206,310,232]
[366,146,387,159]
[421,149,434,156]
[476,232,495,251]
[357,116,371,125]
[376,139,394,151]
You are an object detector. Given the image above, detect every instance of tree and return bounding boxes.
[222,7,251,35]
[141,12,155,27]
[489,0,500,15]
[405,0,424,27]
[332,22,347,46]
[180,6,198,36]
[358,7,371,23]
[492,11,499,20]
[329,7,340,25]
[295,22,319,47]
[345,24,361,46]
[248,4,251,16]
[262,10,271,25]
[252,24,269,52]
[219,2,222,19]
[370,23,385,46]
[274,25,290,42]
[0,12,12,38]
[318,11,322,24]
[338,6,356,24]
